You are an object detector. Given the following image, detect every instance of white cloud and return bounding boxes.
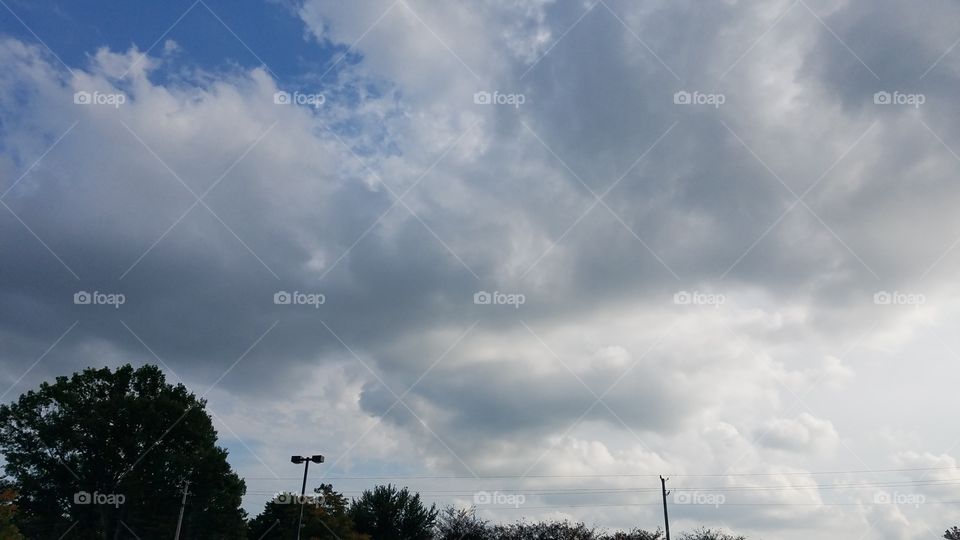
[758,413,841,454]
[4,0,960,537]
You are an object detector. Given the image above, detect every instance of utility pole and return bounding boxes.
[660,475,671,540]
[174,478,190,540]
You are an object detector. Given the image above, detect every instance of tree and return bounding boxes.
[490,520,598,539]
[945,526,960,540]
[0,364,247,539]
[348,484,438,540]
[435,506,489,540]
[601,529,663,540]
[248,484,366,539]
[677,528,746,540]
[0,487,24,539]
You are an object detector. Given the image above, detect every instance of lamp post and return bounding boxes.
[290,454,324,540]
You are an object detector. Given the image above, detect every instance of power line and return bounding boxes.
[241,465,960,480]
[242,482,960,497]
[241,478,960,495]
[463,500,960,509]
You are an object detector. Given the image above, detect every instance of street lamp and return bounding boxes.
[290,454,324,540]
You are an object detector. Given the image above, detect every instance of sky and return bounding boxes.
[2,0,960,538]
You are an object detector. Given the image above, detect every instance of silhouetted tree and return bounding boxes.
[248,484,366,539]
[435,506,488,540]
[944,526,960,540]
[677,528,746,540]
[433,513,663,540]
[602,529,663,540]
[349,484,437,540]
[0,364,247,539]
[490,519,597,539]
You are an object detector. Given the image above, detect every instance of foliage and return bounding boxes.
[677,527,747,540]
[601,528,664,540]
[349,484,438,540]
[0,488,24,539]
[0,364,246,539]
[435,506,489,540]
[432,510,663,540]
[247,483,367,539]
[490,519,598,539]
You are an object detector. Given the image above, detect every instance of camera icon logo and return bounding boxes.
[74,291,92,305]
[474,91,492,105]
[673,491,692,504]
[274,91,291,105]
[473,291,492,305]
[274,291,292,305]
[674,91,692,105]
[673,291,692,305]
[873,291,892,305]
[874,91,891,105]
[74,91,92,105]
[473,491,492,504]
[74,491,91,504]
[873,491,892,504]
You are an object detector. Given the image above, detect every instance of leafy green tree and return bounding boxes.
[348,484,437,540]
[0,364,246,539]
[248,484,366,539]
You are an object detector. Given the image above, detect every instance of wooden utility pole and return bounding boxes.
[174,478,190,540]
[660,475,671,540]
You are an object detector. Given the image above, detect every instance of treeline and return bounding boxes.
[247,482,746,539]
